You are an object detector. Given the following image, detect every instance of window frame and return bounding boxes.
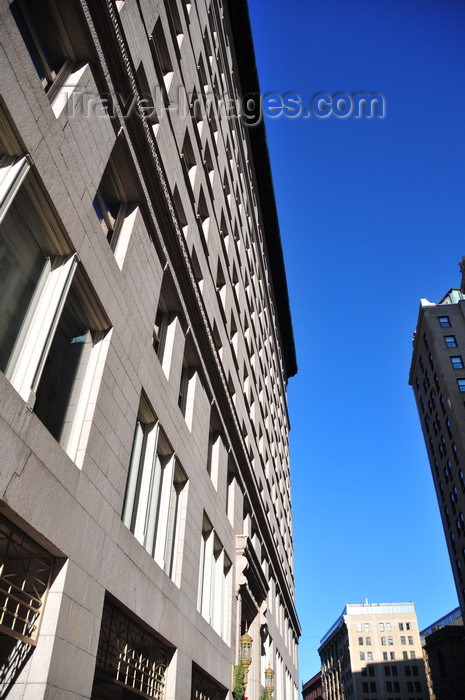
[13,0,75,101]
[451,356,464,369]
[0,145,110,461]
[122,404,187,578]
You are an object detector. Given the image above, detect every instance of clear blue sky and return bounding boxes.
[248,0,465,684]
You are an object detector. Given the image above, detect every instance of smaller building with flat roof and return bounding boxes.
[319,602,428,700]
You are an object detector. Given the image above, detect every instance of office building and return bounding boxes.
[318,602,428,700]
[409,265,465,618]
[0,0,300,698]
[421,607,465,700]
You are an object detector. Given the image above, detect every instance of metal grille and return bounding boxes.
[96,599,170,699]
[0,515,54,645]
[191,666,227,700]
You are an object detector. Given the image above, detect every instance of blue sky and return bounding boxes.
[248,0,465,683]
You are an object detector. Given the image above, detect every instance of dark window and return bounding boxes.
[93,160,130,249]
[12,0,73,97]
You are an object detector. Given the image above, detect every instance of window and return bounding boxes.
[0,147,110,461]
[366,636,371,645]
[388,636,393,645]
[451,356,464,369]
[178,364,191,414]
[122,400,187,578]
[379,622,385,631]
[457,379,465,392]
[398,622,404,631]
[93,149,138,255]
[12,0,74,98]
[94,597,173,699]
[400,636,406,645]
[197,515,231,638]
[445,335,457,347]
[153,305,170,359]
[360,652,365,660]
[408,636,414,645]
[439,316,451,327]
[359,636,364,645]
[0,514,54,645]
[367,651,373,661]
[364,623,370,632]
[390,651,395,660]
[383,651,388,660]
[381,636,386,645]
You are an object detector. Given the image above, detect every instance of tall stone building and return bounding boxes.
[409,262,465,618]
[0,1,300,698]
[319,602,428,700]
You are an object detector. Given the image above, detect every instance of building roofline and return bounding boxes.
[320,602,417,647]
[226,0,297,380]
[421,606,462,636]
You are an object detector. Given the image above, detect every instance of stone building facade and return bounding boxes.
[0,0,300,698]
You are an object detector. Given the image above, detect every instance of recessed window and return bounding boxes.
[439,316,451,327]
[451,356,464,369]
[445,335,457,347]
[0,514,54,645]
[197,514,231,638]
[122,399,187,578]
[0,151,110,461]
[457,379,465,392]
[94,597,173,698]
[12,0,73,97]
[93,156,136,253]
